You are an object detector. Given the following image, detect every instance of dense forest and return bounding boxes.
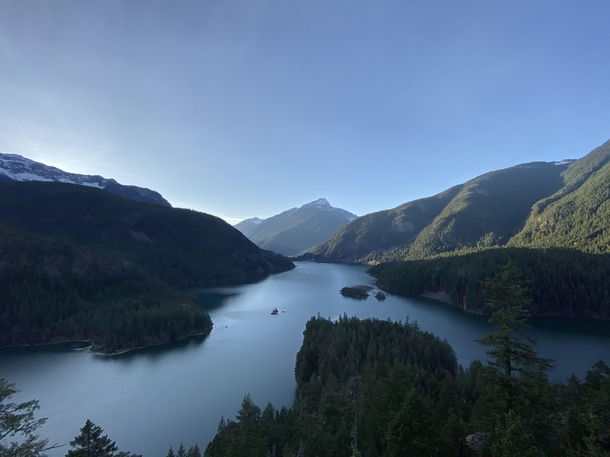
[369,247,610,319]
[0,224,212,352]
[202,318,608,456]
[0,181,294,352]
[200,267,610,456]
[509,139,610,252]
[0,182,294,287]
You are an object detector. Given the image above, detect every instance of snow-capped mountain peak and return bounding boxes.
[0,154,113,187]
[553,159,576,166]
[0,153,171,207]
[311,198,331,209]
[233,198,357,256]
[299,198,357,220]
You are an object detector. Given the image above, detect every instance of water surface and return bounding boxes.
[1,262,609,456]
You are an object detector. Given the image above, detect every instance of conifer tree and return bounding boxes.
[0,378,50,457]
[66,419,140,457]
[573,361,610,455]
[235,394,267,457]
[473,263,557,455]
[66,420,118,457]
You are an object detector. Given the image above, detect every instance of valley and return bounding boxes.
[2,3,609,455]
[2,141,610,456]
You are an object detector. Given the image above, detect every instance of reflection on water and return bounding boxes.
[194,291,240,313]
[0,341,91,356]
[94,333,210,364]
[0,262,609,457]
[528,316,610,337]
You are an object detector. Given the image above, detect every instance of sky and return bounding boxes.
[1,1,609,224]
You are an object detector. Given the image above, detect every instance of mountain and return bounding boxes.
[234,198,357,256]
[0,153,171,207]
[0,181,294,351]
[0,181,294,286]
[309,139,610,263]
[508,139,610,253]
[310,159,573,263]
[233,217,264,237]
[0,223,213,352]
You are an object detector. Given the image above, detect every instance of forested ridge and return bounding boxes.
[509,140,610,253]
[0,181,294,287]
[369,248,610,319]
[0,224,212,352]
[0,181,293,352]
[309,138,610,265]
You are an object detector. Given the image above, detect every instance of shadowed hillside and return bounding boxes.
[0,181,294,286]
[369,248,610,319]
[0,224,212,352]
[309,187,462,262]
[0,181,294,352]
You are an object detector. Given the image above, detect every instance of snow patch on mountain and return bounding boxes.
[0,153,113,187]
[553,159,576,166]
[0,153,171,207]
[300,198,357,220]
[234,198,358,255]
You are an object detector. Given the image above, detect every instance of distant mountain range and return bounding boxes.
[234,217,264,237]
[309,139,610,263]
[234,198,357,256]
[0,153,171,207]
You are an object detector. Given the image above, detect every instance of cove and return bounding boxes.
[1,262,609,457]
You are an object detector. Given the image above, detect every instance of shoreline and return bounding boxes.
[0,327,214,356]
[91,327,213,356]
[375,286,610,322]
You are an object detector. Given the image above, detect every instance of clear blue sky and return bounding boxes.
[1,1,609,223]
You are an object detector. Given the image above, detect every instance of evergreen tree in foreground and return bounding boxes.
[472,262,559,456]
[166,442,202,457]
[66,419,140,457]
[0,378,50,457]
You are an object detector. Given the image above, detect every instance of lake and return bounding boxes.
[1,262,609,456]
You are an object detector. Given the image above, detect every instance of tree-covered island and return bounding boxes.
[340,287,370,299]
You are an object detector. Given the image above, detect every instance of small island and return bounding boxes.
[340,287,369,299]
[375,291,387,300]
